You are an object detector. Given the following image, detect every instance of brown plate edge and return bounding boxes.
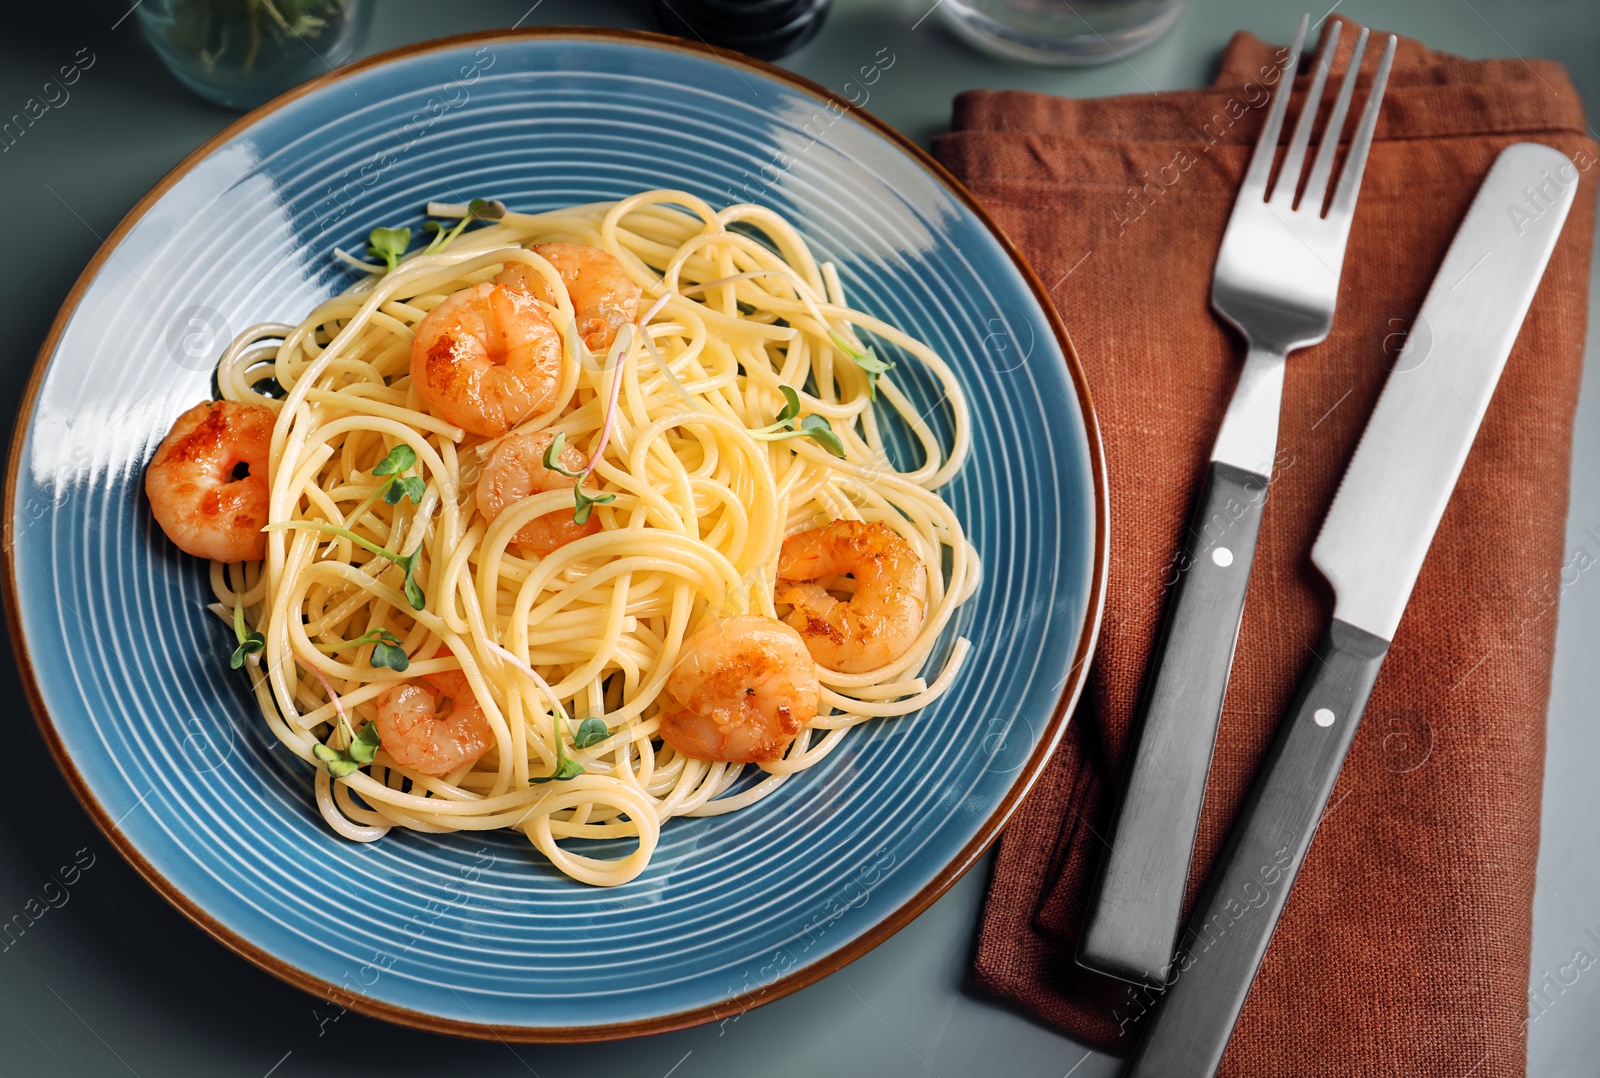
[0,24,1110,1045]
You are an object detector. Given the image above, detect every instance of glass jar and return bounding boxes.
[137,0,373,110]
[940,0,1188,66]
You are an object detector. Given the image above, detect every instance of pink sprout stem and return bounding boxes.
[582,325,632,481]
[310,666,352,744]
[587,269,787,476]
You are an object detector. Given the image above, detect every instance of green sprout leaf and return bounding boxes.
[353,628,410,672]
[573,717,611,749]
[830,331,894,400]
[530,755,584,783]
[366,226,412,273]
[531,710,587,783]
[306,676,374,779]
[313,716,382,775]
[230,631,265,670]
[399,546,426,611]
[372,444,417,476]
[312,742,360,778]
[348,720,383,765]
[541,432,613,525]
[747,386,848,459]
[370,638,409,672]
[383,475,426,506]
[317,628,410,672]
[541,432,585,479]
[261,521,426,610]
[229,603,265,669]
[421,198,508,254]
[775,384,801,424]
[572,484,615,526]
[372,444,424,506]
[468,197,507,221]
[796,414,847,458]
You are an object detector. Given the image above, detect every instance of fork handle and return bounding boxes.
[1123,619,1389,1077]
[1078,461,1268,985]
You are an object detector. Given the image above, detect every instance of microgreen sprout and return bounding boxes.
[359,628,410,672]
[830,331,893,400]
[262,521,426,610]
[372,443,425,506]
[565,326,633,524]
[540,433,584,480]
[348,720,383,764]
[366,226,412,273]
[398,546,426,610]
[747,385,847,458]
[307,668,382,779]
[541,431,616,526]
[312,720,382,778]
[230,603,265,670]
[385,477,426,506]
[318,627,409,672]
[422,197,506,254]
[531,710,586,783]
[573,717,611,749]
[372,443,416,476]
[571,487,612,526]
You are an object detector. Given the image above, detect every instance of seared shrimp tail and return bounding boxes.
[145,399,275,562]
[776,520,927,674]
[374,672,494,776]
[495,242,642,353]
[660,615,820,763]
[410,282,563,437]
[475,430,602,556]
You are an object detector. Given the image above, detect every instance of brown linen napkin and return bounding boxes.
[933,17,1598,1076]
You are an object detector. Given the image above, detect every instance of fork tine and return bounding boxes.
[1269,20,1340,206]
[1300,26,1369,217]
[1242,13,1308,199]
[1328,34,1397,220]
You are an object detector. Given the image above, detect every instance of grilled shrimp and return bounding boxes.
[775,520,927,674]
[373,670,493,777]
[410,282,563,437]
[144,399,275,562]
[475,430,601,556]
[495,242,641,352]
[660,615,820,763]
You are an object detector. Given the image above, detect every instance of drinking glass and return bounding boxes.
[138,0,373,110]
[941,0,1189,66]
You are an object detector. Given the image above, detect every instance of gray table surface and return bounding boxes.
[1,1,1595,1075]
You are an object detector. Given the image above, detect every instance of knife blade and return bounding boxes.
[1123,141,1579,1077]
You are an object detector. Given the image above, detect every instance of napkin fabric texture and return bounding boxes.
[933,18,1597,1076]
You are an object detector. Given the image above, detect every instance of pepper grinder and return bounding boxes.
[652,0,833,61]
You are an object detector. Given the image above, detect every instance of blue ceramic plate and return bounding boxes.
[4,29,1105,1040]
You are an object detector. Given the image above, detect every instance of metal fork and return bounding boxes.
[1078,15,1397,989]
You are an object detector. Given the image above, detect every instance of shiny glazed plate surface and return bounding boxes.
[3,29,1105,1040]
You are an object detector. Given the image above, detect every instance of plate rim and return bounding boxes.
[1,25,1108,1043]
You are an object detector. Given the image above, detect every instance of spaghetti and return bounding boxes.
[189,189,977,886]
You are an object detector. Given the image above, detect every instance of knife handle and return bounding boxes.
[1124,619,1389,1078]
[1079,461,1269,985]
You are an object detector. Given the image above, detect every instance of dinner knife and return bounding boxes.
[1123,141,1579,1077]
